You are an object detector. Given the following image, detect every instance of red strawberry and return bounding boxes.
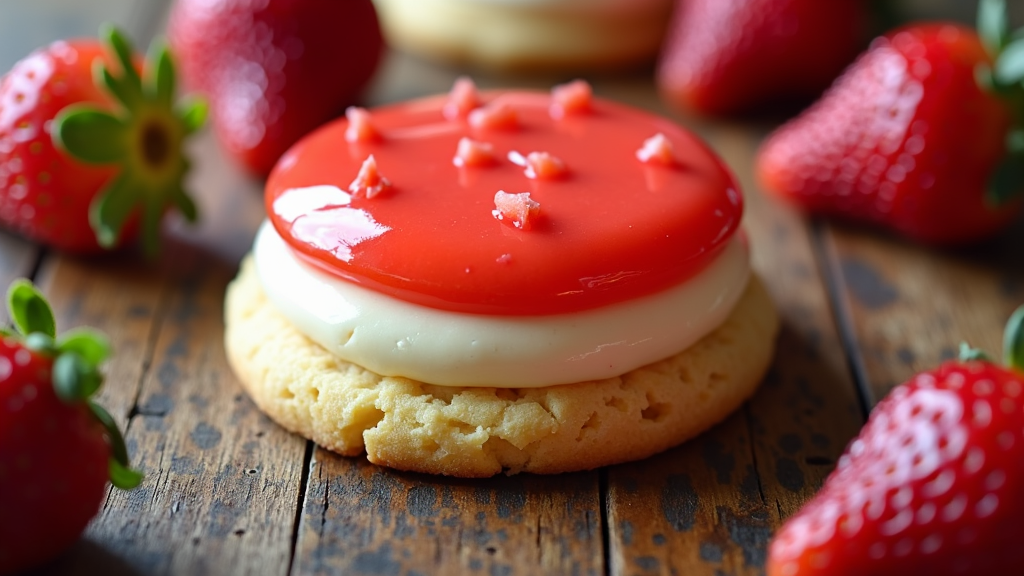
[0,279,141,575]
[767,305,1024,576]
[657,0,868,116]
[0,26,205,255]
[168,0,385,175]
[756,1,1024,244]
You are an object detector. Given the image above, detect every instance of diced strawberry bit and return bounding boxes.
[524,151,566,179]
[348,155,391,198]
[468,102,518,131]
[492,190,540,230]
[453,137,496,167]
[636,133,675,165]
[344,106,378,143]
[443,76,481,121]
[550,79,592,118]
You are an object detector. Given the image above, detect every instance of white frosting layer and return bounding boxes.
[254,221,750,388]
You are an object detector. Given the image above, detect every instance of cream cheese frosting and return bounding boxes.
[253,221,751,388]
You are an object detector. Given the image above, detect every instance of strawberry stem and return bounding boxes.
[53,25,206,256]
[1006,304,1024,371]
[959,341,993,363]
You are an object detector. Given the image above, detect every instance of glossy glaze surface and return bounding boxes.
[267,91,742,315]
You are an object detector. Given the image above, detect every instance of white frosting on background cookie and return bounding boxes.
[253,221,750,388]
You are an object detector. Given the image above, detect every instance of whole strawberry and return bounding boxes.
[657,0,868,116]
[168,0,384,175]
[756,0,1024,244]
[0,280,141,575]
[767,304,1024,576]
[0,26,205,255]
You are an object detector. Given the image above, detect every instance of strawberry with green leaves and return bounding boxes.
[0,25,205,255]
[0,280,141,575]
[756,0,1024,244]
[767,305,1024,576]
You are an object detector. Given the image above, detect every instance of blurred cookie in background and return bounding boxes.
[372,0,673,72]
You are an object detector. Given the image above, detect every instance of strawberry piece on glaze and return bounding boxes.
[469,102,518,131]
[443,76,481,121]
[345,106,379,143]
[492,190,540,230]
[453,137,496,168]
[349,155,391,198]
[637,133,676,165]
[550,79,593,118]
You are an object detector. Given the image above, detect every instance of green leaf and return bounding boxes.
[88,401,129,466]
[53,352,103,402]
[57,328,111,365]
[978,0,1009,56]
[55,106,128,164]
[89,400,145,490]
[959,341,993,362]
[1006,304,1024,371]
[994,39,1024,85]
[23,332,55,355]
[94,59,141,110]
[172,185,198,223]
[109,458,144,490]
[986,153,1024,205]
[90,172,138,248]
[177,97,208,135]
[7,280,55,338]
[140,198,164,258]
[102,24,141,89]
[148,42,175,107]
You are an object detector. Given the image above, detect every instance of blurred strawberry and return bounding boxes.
[169,0,385,175]
[767,304,1024,576]
[657,0,868,116]
[756,0,1024,244]
[0,279,141,574]
[0,27,204,255]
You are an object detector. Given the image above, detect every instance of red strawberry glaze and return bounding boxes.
[265,90,743,315]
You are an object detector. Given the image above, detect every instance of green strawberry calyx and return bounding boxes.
[2,279,143,490]
[976,0,1024,206]
[958,303,1024,373]
[53,25,207,257]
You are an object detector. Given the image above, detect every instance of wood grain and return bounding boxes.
[295,450,603,576]
[823,220,1024,407]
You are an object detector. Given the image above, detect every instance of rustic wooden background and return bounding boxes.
[1,0,1022,574]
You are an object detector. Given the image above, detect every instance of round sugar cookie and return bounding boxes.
[373,0,673,72]
[224,257,779,477]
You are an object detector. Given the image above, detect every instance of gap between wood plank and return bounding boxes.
[599,468,611,576]
[287,440,315,576]
[809,220,872,420]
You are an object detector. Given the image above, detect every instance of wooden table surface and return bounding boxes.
[4,1,1022,575]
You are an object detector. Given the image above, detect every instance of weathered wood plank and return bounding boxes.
[604,119,864,575]
[294,450,603,576]
[73,123,303,576]
[823,220,1024,407]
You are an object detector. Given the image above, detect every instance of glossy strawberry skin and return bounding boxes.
[757,24,1022,244]
[0,339,110,575]
[0,41,119,252]
[169,0,384,175]
[657,0,867,116]
[768,361,1024,576]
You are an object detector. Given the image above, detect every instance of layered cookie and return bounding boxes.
[224,79,779,477]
